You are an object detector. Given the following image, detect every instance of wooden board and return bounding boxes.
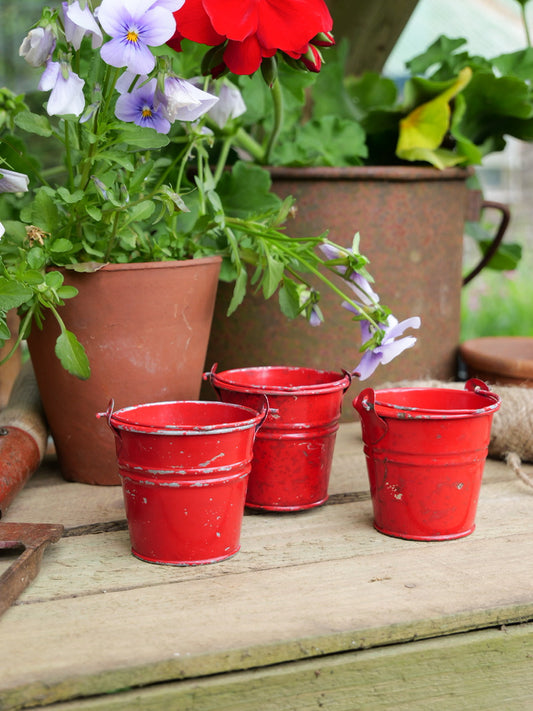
[1,424,532,710]
[38,624,533,711]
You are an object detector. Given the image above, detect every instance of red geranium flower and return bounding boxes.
[168,0,333,75]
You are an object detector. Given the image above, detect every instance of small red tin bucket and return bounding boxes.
[205,365,351,511]
[99,400,266,565]
[353,379,501,541]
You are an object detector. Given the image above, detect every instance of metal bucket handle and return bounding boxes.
[353,387,388,445]
[464,377,500,404]
[96,399,121,437]
[204,363,282,416]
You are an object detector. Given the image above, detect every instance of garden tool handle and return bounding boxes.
[0,361,48,518]
[462,200,510,286]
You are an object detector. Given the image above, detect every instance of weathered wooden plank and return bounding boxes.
[4,423,530,530]
[2,474,531,603]
[36,623,533,711]
[1,530,532,709]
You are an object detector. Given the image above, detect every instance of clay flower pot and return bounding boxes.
[28,257,221,485]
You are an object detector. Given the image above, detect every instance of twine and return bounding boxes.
[382,379,533,490]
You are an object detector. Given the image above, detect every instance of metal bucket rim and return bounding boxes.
[106,400,265,434]
[363,386,501,420]
[209,365,351,395]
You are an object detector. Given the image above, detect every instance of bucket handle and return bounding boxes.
[341,369,353,393]
[96,399,122,438]
[256,395,270,432]
[464,377,500,405]
[353,387,388,444]
[204,364,280,417]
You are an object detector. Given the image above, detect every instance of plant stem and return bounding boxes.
[232,127,266,163]
[265,77,284,165]
[213,136,233,185]
[0,308,34,367]
[521,3,532,47]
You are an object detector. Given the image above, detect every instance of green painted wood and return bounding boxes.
[39,623,533,711]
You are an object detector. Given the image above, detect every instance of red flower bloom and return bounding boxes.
[168,0,333,76]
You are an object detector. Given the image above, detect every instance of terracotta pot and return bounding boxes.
[459,337,533,387]
[203,166,477,417]
[28,257,221,485]
[0,310,22,408]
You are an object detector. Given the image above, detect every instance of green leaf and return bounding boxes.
[218,162,282,218]
[278,279,301,319]
[226,269,247,316]
[117,125,170,149]
[397,67,472,165]
[479,241,522,271]
[27,247,46,270]
[14,110,52,137]
[0,277,33,310]
[28,187,59,232]
[55,330,91,379]
[262,254,284,299]
[56,285,78,299]
[45,270,64,289]
[22,269,46,285]
[406,35,469,75]
[57,188,85,204]
[273,116,367,167]
[85,205,102,221]
[97,150,135,171]
[125,200,156,223]
[49,238,74,254]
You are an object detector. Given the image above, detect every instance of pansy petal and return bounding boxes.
[383,315,421,341]
[353,351,381,381]
[379,336,418,365]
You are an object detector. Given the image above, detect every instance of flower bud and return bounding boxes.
[300,44,323,73]
[311,31,335,48]
[260,56,278,88]
[201,44,228,78]
[0,169,30,193]
[19,27,56,67]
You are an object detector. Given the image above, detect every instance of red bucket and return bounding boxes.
[353,379,501,541]
[205,365,351,511]
[99,400,266,565]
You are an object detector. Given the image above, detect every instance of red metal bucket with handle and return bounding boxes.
[100,399,266,565]
[353,379,501,541]
[205,365,351,511]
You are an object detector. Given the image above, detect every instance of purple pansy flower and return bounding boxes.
[155,77,218,123]
[0,169,29,193]
[19,27,56,67]
[63,1,103,50]
[98,0,177,75]
[354,315,421,380]
[115,78,170,133]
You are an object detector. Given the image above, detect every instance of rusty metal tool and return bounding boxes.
[0,361,64,618]
[0,522,64,617]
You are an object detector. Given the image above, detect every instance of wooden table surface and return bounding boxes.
[1,423,533,710]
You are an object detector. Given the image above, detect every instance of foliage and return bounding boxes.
[1,0,421,380]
